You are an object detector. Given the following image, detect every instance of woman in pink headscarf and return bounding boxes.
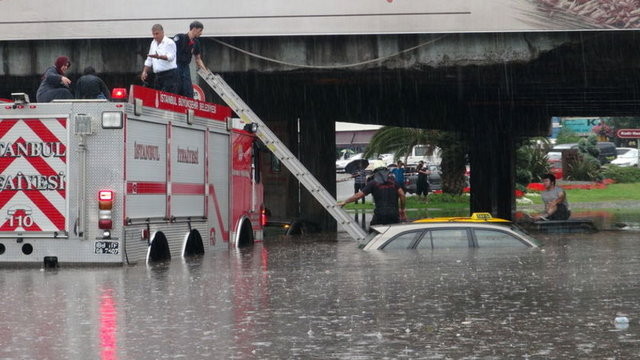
[36,56,73,102]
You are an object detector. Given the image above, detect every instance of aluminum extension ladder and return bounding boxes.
[198,69,367,242]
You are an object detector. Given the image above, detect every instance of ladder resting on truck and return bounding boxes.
[198,69,367,242]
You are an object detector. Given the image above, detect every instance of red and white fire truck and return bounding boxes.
[0,86,265,265]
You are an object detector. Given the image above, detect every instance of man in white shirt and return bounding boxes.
[141,24,178,93]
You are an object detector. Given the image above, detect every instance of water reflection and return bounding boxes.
[0,231,640,358]
[99,287,117,360]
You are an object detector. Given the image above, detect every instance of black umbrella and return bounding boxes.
[344,159,369,174]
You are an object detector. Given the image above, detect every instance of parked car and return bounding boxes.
[547,142,617,165]
[403,164,442,193]
[610,147,639,167]
[361,213,541,250]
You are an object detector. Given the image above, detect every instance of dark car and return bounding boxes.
[548,142,617,165]
[403,164,442,193]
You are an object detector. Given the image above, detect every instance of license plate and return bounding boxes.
[95,241,119,255]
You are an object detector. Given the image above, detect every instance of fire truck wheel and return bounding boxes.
[184,230,205,257]
[148,232,171,262]
[237,220,254,248]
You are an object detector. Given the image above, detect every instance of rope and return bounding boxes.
[211,35,448,69]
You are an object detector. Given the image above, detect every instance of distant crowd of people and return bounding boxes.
[36,21,206,103]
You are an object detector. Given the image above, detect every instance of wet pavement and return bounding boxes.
[1,229,640,359]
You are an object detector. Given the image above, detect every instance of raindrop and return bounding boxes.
[614,316,629,330]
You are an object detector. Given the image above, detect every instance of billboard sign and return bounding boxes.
[561,117,601,136]
[0,0,638,40]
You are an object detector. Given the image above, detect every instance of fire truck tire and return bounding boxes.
[148,232,171,262]
[184,230,205,257]
[237,220,254,248]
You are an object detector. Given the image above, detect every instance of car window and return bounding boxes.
[415,231,432,249]
[381,230,423,250]
[429,229,469,248]
[473,229,528,248]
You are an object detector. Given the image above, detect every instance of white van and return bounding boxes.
[406,145,441,165]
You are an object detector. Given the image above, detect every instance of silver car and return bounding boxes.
[361,220,541,250]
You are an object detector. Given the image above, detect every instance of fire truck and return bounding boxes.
[0,86,265,266]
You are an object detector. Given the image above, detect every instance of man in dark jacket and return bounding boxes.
[338,167,406,225]
[173,21,206,98]
[75,66,111,100]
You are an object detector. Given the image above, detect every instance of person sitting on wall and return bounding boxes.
[534,173,571,221]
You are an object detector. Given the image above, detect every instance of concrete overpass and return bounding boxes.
[2,30,640,229]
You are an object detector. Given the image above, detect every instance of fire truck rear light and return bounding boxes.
[260,208,268,227]
[99,202,112,210]
[102,111,123,129]
[98,219,113,229]
[99,190,114,201]
[99,210,112,219]
[98,190,114,229]
[111,88,128,100]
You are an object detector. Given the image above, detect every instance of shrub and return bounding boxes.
[516,138,550,190]
[566,154,602,181]
[603,165,640,183]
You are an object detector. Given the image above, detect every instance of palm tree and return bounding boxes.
[364,126,468,194]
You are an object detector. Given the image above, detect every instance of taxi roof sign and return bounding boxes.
[413,212,511,224]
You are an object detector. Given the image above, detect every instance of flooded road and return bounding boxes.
[1,230,640,359]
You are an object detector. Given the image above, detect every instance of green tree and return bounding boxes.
[364,127,468,194]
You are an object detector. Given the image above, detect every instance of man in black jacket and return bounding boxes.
[338,167,406,225]
[173,21,206,98]
[75,66,110,100]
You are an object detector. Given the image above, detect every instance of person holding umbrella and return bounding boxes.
[344,158,370,204]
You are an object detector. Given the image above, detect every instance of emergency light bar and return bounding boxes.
[111,88,127,100]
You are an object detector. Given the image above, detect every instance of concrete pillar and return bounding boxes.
[469,112,515,220]
[299,110,337,232]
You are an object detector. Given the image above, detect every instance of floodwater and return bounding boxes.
[1,229,640,359]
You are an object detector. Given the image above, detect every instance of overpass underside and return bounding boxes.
[2,31,640,226]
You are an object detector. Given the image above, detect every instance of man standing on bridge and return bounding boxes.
[173,21,206,98]
[141,24,178,94]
